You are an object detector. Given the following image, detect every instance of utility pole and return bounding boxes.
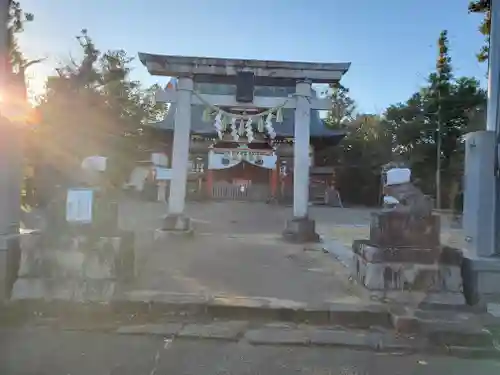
[0,0,21,238]
[0,0,12,236]
[436,89,442,210]
[490,0,500,253]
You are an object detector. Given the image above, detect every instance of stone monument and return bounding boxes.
[11,155,135,302]
[350,168,465,306]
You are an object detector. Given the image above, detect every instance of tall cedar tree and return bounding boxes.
[469,0,491,62]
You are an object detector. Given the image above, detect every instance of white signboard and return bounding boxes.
[155,167,173,181]
[66,189,94,223]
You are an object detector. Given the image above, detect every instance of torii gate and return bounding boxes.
[138,54,350,242]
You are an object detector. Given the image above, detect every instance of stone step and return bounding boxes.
[8,290,392,329]
[390,306,497,348]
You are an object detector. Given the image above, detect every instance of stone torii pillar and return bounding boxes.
[282,80,319,242]
[162,76,194,231]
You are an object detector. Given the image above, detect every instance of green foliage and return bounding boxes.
[324,29,486,207]
[324,84,356,129]
[468,0,491,62]
[31,29,167,188]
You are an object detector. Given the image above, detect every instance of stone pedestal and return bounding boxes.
[282,217,320,243]
[462,255,500,306]
[11,231,135,302]
[162,214,192,232]
[350,211,465,306]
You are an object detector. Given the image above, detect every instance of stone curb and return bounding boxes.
[4,293,500,358]
[111,323,499,359]
[114,293,393,328]
[2,301,499,358]
[2,293,391,329]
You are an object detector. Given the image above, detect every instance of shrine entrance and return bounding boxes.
[138,54,350,242]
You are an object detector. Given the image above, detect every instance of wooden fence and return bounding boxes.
[212,181,270,202]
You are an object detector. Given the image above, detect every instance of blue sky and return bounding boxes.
[18,0,487,113]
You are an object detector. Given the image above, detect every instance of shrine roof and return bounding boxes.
[148,104,346,143]
[138,53,350,85]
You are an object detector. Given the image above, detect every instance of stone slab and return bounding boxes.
[367,289,465,306]
[11,278,117,302]
[351,252,463,293]
[244,328,309,345]
[162,214,192,232]
[308,329,368,347]
[326,303,391,328]
[352,239,462,265]
[178,321,248,340]
[153,228,195,241]
[116,323,183,336]
[17,233,134,281]
[369,211,440,248]
[425,324,493,347]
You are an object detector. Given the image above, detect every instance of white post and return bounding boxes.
[293,81,312,218]
[168,77,193,215]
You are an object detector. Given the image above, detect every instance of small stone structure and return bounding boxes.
[12,230,134,301]
[10,157,135,303]
[350,211,465,305]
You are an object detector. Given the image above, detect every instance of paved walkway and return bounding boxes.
[121,201,363,305]
[118,200,467,306]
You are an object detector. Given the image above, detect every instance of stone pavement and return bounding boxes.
[120,200,466,306]
[1,328,499,375]
[122,200,367,306]
[132,232,359,306]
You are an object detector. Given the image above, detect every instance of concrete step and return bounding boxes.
[390,306,498,348]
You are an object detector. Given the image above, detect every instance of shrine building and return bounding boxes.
[139,68,347,203]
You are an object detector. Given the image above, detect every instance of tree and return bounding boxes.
[324,84,356,129]
[32,29,167,190]
[7,1,44,101]
[469,0,491,62]
[384,75,486,207]
[433,30,453,209]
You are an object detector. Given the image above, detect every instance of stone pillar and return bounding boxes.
[164,77,193,231]
[461,131,500,305]
[292,81,311,218]
[463,131,496,257]
[460,0,500,306]
[282,81,319,243]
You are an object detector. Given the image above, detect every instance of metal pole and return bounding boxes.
[436,89,442,210]
[488,0,500,133]
[490,0,500,255]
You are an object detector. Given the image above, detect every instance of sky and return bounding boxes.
[17,0,488,113]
